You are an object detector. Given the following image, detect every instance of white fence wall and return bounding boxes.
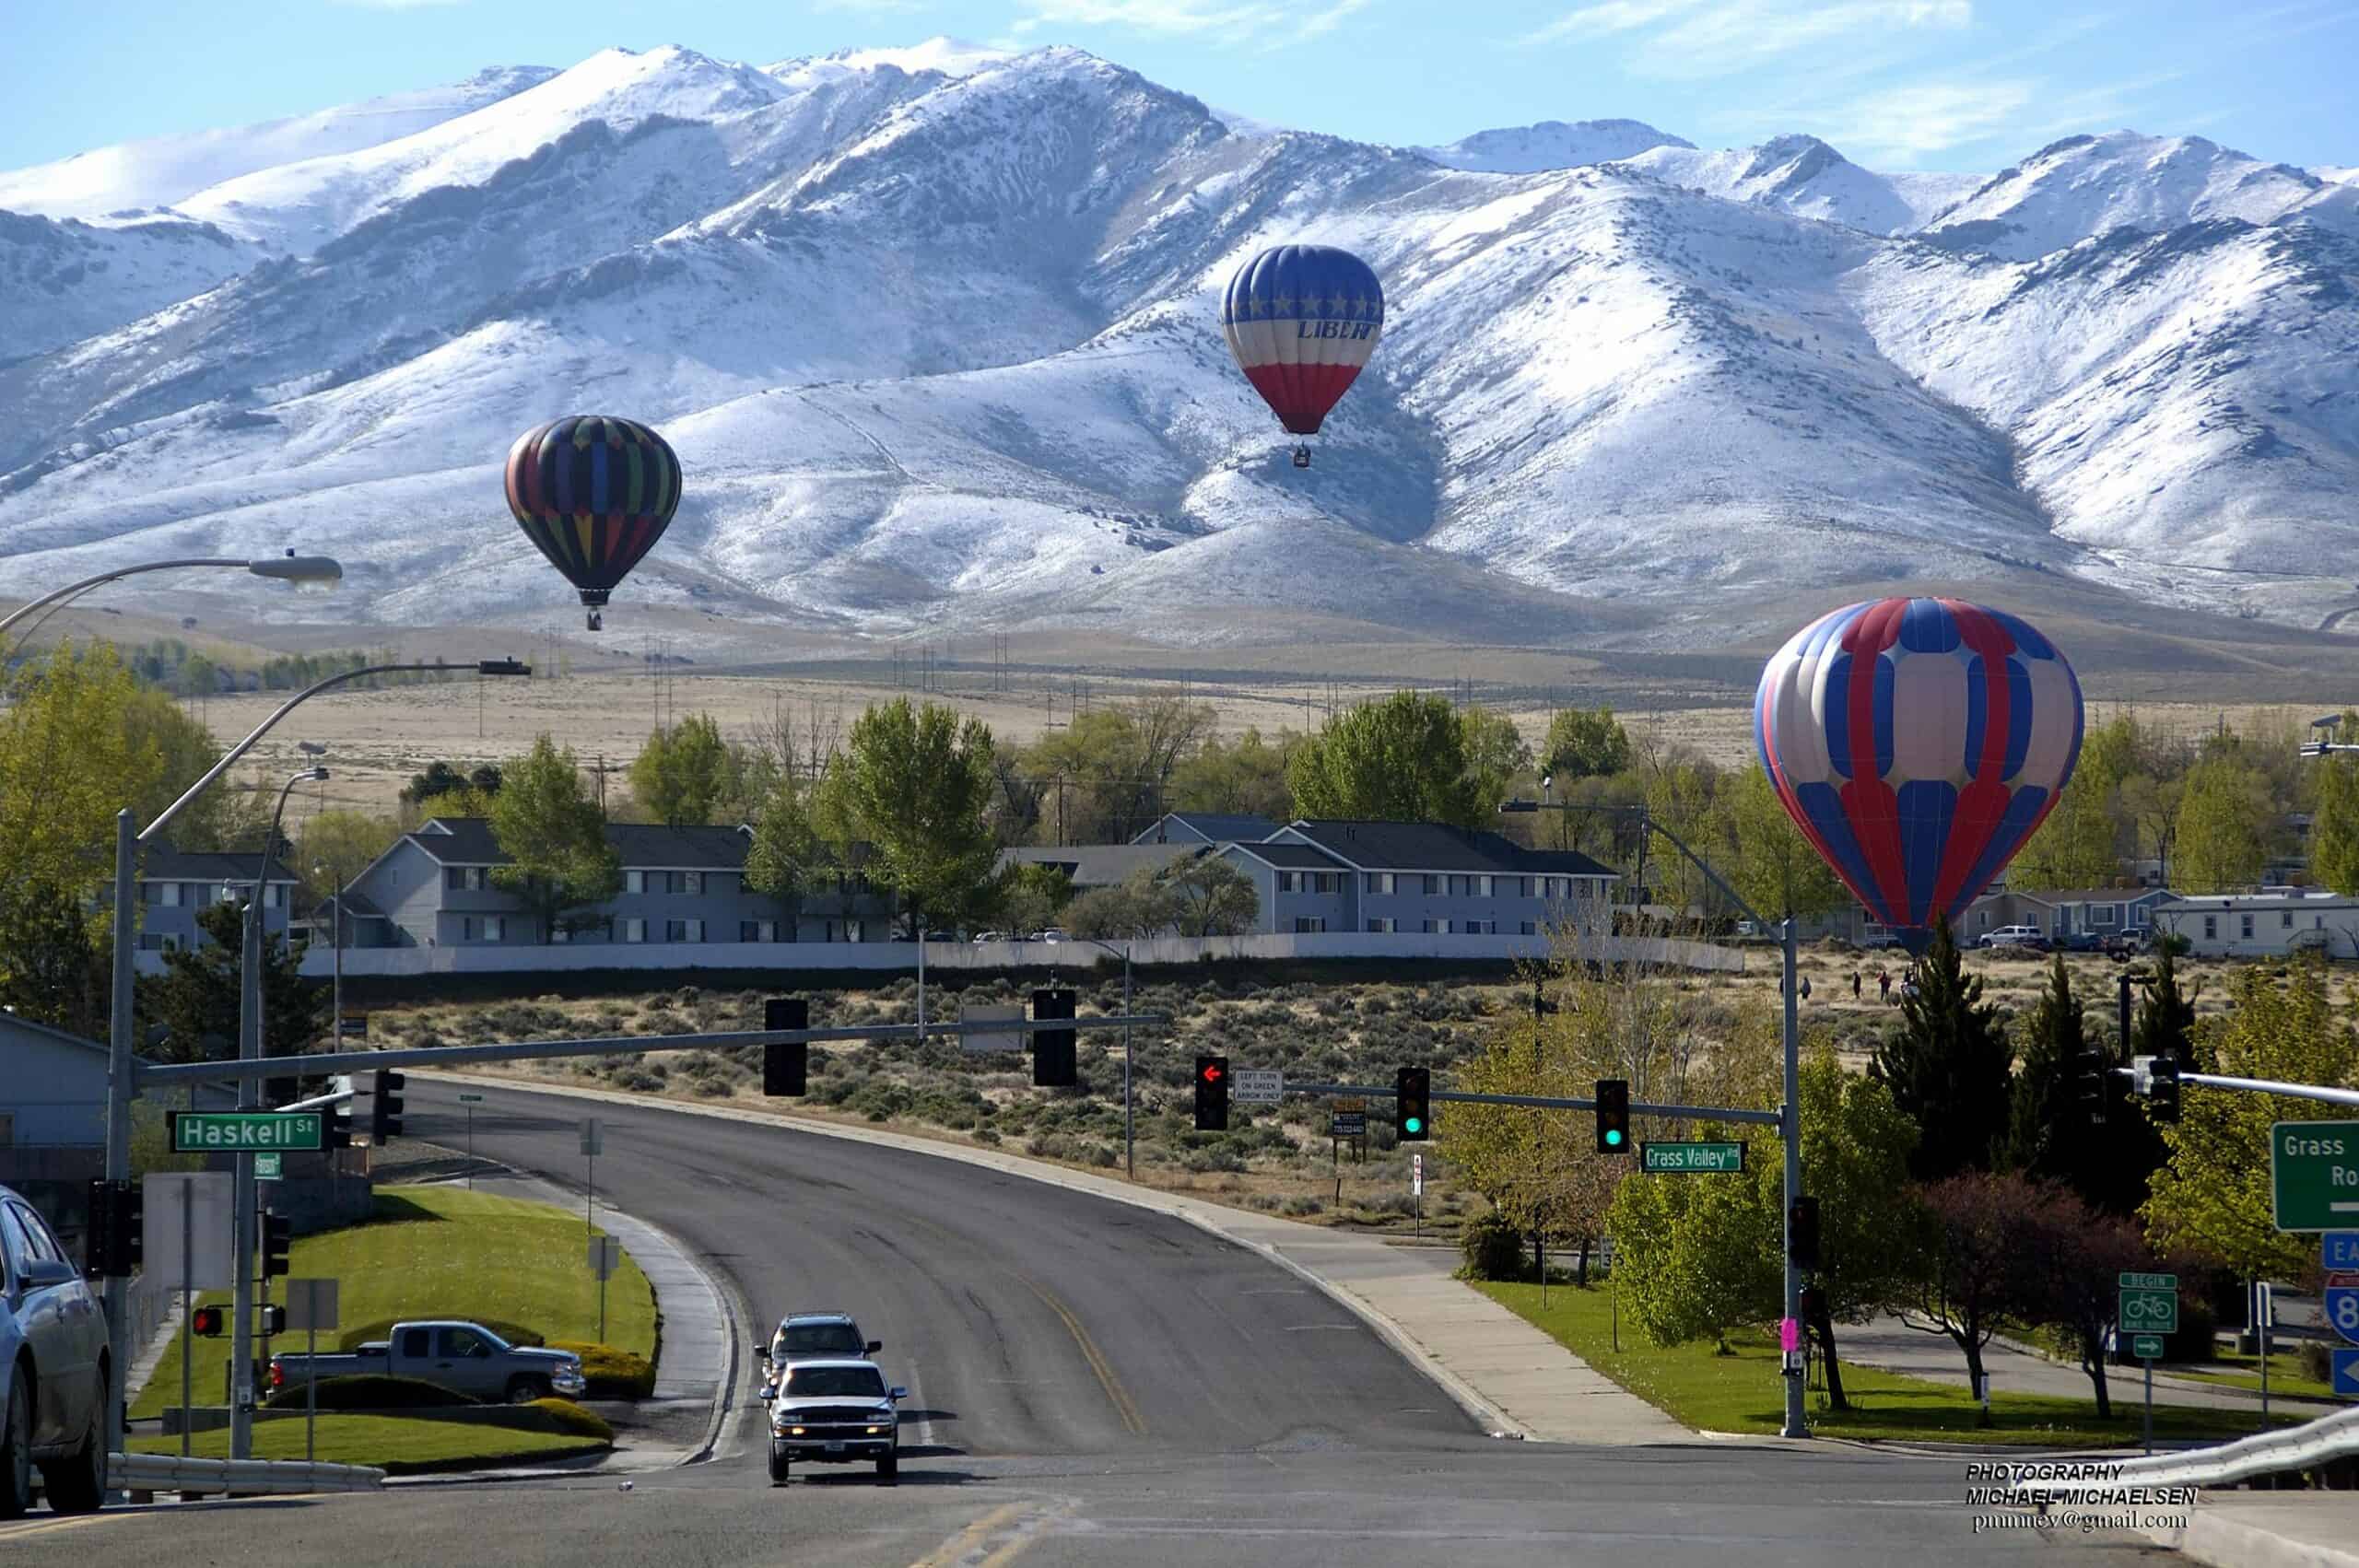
[134,931,1745,980]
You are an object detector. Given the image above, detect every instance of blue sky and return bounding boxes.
[5,0,2353,174]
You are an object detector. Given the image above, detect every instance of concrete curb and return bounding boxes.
[409,1070,1678,1445]
[2143,1499,2359,1568]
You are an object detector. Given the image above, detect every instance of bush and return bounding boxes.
[1457,1211,1526,1281]
[549,1340,656,1398]
[263,1374,475,1410]
[2298,1340,2333,1384]
[1280,1196,1324,1217]
[524,1398,615,1442]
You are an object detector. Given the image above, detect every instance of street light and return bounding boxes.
[1074,936,1137,1176]
[0,553,342,643]
[100,654,529,1463]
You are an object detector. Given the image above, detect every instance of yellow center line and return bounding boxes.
[0,1515,110,1544]
[1022,1277,1145,1438]
[909,1500,1030,1568]
[975,1500,1076,1568]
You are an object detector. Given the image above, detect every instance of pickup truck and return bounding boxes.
[269,1320,587,1404]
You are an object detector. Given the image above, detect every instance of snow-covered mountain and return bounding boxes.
[0,41,2353,652]
[1418,119,1690,174]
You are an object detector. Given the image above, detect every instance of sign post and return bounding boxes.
[589,1236,621,1343]
[284,1279,340,1464]
[2119,1271,2177,1455]
[458,1092,484,1187]
[145,1173,231,1455]
[2269,1121,2359,1231]
[580,1118,603,1235]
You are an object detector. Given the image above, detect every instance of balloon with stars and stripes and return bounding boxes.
[1755,597,2083,952]
[1220,245,1385,456]
[503,415,682,629]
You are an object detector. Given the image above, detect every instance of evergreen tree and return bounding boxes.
[136,900,327,1065]
[1871,917,2013,1180]
[2003,954,2165,1216]
[2131,941,2200,1065]
[0,882,111,1040]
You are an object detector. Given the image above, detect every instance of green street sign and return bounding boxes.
[253,1152,283,1182]
[1640,1141,1746,1173]
[2132,1335,2165,1360]
[170,1111,323,1153]
[2118,1271,2177,1291]
[2270,1120,2359,1232]
[2119,1286,2179,1335]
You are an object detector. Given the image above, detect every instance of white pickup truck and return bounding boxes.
[270,1319,587,1404]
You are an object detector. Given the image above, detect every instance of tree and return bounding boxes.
[1456,708,1532,807]
[120,685,253,852]
[1158,854,1260,937]
[1021,697,1215,845]
[1171,727,1297,821]
[0,641,166,897]
[1064,870,1177,940]
[403,761,481,807]
[0,882,110,1040]
[2130,941,2199,1065]
[1723,765,1843,920]
[830,699,1001,934]
[2143,962,2357,1281]
[2004,954,2164,1217]
[1541,706,1632,783]
[2010,714,2136,889]
[997,862,1072,936]
[1905,1171,2046,1419]
[2118,772,2184,886]
[744,777,827,930]
[2173,755,2270,892]
[1871,918,2013,1180]
[298,811,398,906]
[137,899,328,1066]
[487,735,621,942]
[628,713,730,827]
[2014,1187,2161,1420]
[2308,715,2359,895]
[1640,755,1723,919]
[1286,691,1492,827]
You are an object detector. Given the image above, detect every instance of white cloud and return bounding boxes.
[1015,0,1374,44]
[1780,77,2036,163]
[1626,0,1972,80]
[1295,0,1371,42]
[1522,0,1701,46]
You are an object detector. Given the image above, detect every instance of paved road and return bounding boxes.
[0,1080,2182,1565]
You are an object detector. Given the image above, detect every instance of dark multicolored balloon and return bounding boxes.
[1755,597,2083,952]
[503,415,681,629]
[1221,244,1385,463]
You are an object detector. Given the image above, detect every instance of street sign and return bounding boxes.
[1640,1141,1746,1174]
[458,1092,485,1104]
[170,1111,322,1152]
[253,1152,283,1182]
[1412,1153,1424,1197]
[960,1003,1025,1053]
[2269,1120,2359,1231]
[2324,1232,2359,1272]
[2334,1349,2359,1398]
[284,1278,340,1331]
[2118,1271,2178,1291]
[1331,1112,1367,1139]
[580,1118,604,1157]
[142,1173,233,1292]
[1234,1069,1283,1106]
[337,1012,368,1039]
[2325,1270,2359,1347]
[1336,1097,1366,1113]
[2119,1286,2179,1335]
[588,1236,622,1281]
[2132,1335,2165,1360]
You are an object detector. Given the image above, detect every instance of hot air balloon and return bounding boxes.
[1755,597,2083,952]
[1220,244,1385,468]
[503,415,682,629]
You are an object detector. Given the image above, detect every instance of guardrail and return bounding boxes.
[2006,1408,2359,1492]
[111,1452,387,1498]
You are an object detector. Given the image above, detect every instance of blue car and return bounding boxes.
[1,1185,111,1516]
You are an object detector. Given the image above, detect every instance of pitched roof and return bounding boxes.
[1000,842,1206,886]
[1131,813,1280,845]
[139,840,299,883]
[1223,841,1353,871]
[405,817,751,869]
[2012,887,2166,906]
[1277,821,1615,879]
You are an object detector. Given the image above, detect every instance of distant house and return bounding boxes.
[122,841,300,954]
[1000,841,1209,894]
[1129,813,1279,846]
[1218,820,1618,936]
[2154,890,2359,960]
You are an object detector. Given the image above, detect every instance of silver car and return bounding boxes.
[1,1185,111,1516]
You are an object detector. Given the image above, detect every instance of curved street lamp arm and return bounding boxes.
[0,557,252,638]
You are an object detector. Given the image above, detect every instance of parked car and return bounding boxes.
[0,1184,110,1516]
[1978,925,2048,951]
[757,1312,879,1400]
[2104,926,2154,958]
[767,1358,905,1485]
[970,931,1006,944]
[1028,929,1068,944]
[2056,930,2105,954]
[270,1319,586,1404]
[1854,932,1902,952]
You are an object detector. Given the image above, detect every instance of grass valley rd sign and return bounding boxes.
[2270,1120,2359,1231]
[1640,1141,1746,1173]
[170,1111,323,1152]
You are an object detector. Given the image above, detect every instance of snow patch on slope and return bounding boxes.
[1619,135,1982,235]
[1420,119,1691,174]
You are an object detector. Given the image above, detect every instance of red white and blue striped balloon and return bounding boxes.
[1755,598,2083,950]
[1220,245,1385,437]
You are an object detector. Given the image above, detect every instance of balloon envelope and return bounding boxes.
[504,415,682,627]
[1755,597,2083,951]
[1220,245,1385,437]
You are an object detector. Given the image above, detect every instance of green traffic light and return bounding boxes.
[1403,1117,1423,1134]
[1606,1129,1623,1146]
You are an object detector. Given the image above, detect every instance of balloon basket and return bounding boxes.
[585,609,604,631]
[1291,445,1310,469]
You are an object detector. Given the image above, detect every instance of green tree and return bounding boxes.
[1170,727,1297,821]
[120,685,254,852]
[1605,1142,1776,1352]
[1022,697,1215,845]
[996,862,1072,936]
[136,899,327,1065]
[2118,773,2184,887]
[2003,954,2164,1216]
[0,882,111,1040]
[297,811,398,907]
[2143,963,2357,1281]
[487,735,620,942]
[1871,919,2013,1180]
[628,713,731,827]
[0,641,166,896]
[1286,692,1494,827]
[1064,869,1177,940]
[2130,941,2200,1063]
[2173,755,2270,892]
[1641,755,1724,919]
[1541,706,1632,782]
[745,778,826,930]
[2010,714,2137,889]
[1158,854,1260,937]
[1724,765,1843,920]
[2308,713,2359,895]
[830,699,1001,934]
[1457,708,1532,803]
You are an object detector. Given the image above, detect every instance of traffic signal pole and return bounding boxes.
[1780,914,1804,1439]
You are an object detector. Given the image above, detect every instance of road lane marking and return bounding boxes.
[0,1515,111,1543]
[975,1500,1075,1568]
[1021,1278,1145,1438]
[909,1501,1029,1568]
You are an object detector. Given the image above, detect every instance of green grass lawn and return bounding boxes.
[135,1188,656,1422]
[2163,1349,2351,1403]
[129,1405,611,1474]
[1474,1281,2306,1447]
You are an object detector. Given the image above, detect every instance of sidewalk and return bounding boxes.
[411,1071,1686,1446]
[2148,1492,2359,1568]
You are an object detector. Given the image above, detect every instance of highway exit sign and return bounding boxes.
[170,1111,322,1153]
[1640,1141,1746,1173]
[2271,1121,2359,1231]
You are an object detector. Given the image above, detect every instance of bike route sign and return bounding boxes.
[2118,1271,2178,1336]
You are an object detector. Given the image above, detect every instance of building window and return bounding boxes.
[1424,874,1442,896]
[664,919,704,942]
[446,866,466,891]
[137,933,182,952]
[682,871,704,895]
[2203,915,2216,940]
[626,870,645,895]
[1474,875,1493,897]
[2283,911,2295,929]
[484,916,505,942]
[847,920,864,942]
[1367,918,1395,933]
[1521,920,1536,935]
[741,920,760,942]
[2241,913,2255,940]
[623,919,648,943]
[1279,871,1300,894]
[1294,917,1326,933]
[1367,872,1393,895]
[152,882,181,907]
[1422,918,1439,934]
[2092,905,2117,926]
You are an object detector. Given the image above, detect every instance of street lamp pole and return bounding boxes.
[0,555,341,643]
[1079,937,1137,1176]
[101,657,525,1463]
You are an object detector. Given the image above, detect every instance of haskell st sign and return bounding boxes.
[2271,1121,2359,1232]
[170,1111,322,1153]
[1640,1141,1746,1174]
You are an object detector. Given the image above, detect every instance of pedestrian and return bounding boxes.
[1801,976,1813,1001]
[1878,969,1891,1002]
[1851,970,1861,1000]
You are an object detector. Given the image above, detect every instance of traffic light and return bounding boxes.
[763,998,808,1096]
[2073,1044,2108,1124]
[192,1305,225,1337]
[266,1072,299,1109]
[1033,989,1077,1088]
[370,1069,405,1142]
[1788,1195,1822,1270]
[1395,1066,1431,1141]
[2144,1054,2181,1124]
[262,1212,293,1279]
[1594,1079,1630,1154]
[257,1305,286,1336]
[84,1179,142,1279]
[1194,1056,1229,1132]
[325,1106,353,1150]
